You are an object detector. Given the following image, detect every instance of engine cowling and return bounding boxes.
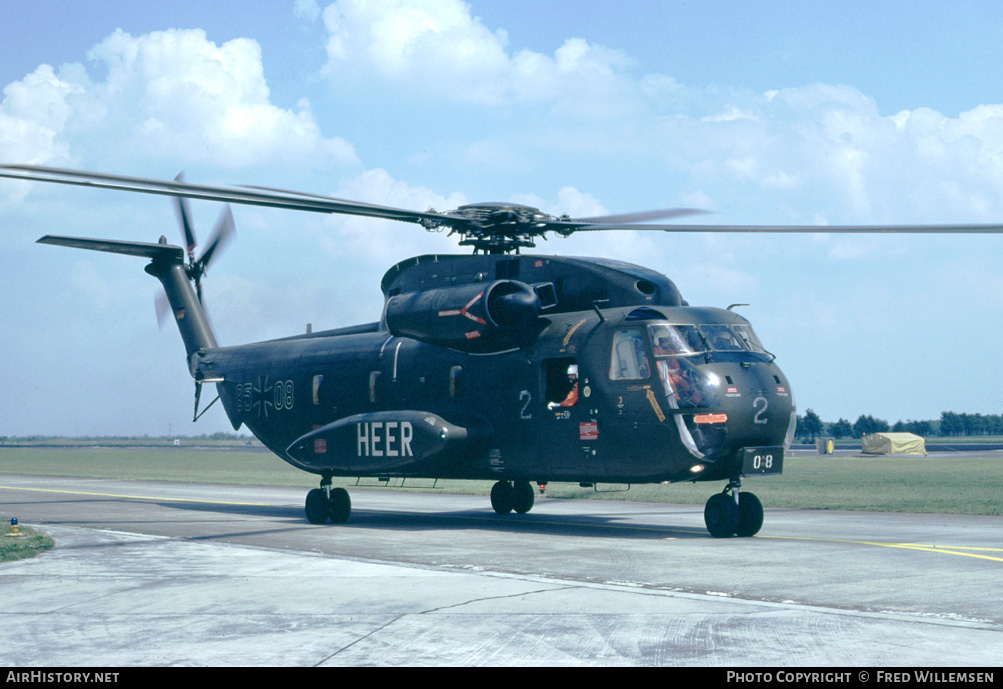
[385,280,541,353]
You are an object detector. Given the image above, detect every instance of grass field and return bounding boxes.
[0,522,55,563]
[1,446,1001,515]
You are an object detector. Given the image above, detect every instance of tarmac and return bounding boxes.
[0,474,1000,666]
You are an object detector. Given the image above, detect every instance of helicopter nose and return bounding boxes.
[717,363,794,445]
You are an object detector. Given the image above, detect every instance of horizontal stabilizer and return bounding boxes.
[38,235,184,262]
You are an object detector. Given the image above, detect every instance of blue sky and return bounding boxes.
[3,0,1003,436]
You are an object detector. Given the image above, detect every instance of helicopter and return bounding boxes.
[4,164,1003,537]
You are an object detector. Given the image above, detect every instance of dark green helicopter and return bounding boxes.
[5,164,1003,537]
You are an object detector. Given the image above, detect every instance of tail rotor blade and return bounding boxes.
[198,205,235,270]
[155,290,170,330]
[173,172,198,256]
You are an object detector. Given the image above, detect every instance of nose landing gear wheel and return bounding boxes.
[736,491,763,537]
[704,492,740,538]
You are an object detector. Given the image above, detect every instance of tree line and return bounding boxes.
[796,410,1003,440]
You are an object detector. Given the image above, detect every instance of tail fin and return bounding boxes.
[38,235,218,361]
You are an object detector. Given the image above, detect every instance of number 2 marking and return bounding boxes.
[753,396,768,425]
[519,390,532,419]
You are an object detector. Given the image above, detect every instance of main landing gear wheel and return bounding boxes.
[327,487,352,524]
[491,480,536,515]
[305,482,353,524]
[305,488,329,524]
[512,480,535,514]
[490,480,515,514]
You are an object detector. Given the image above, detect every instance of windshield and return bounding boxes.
[732,323,771,355]
[699,325,744,351]
[648,324,707,357]
[649,322,771,356]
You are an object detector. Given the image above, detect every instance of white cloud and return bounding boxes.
[320,0,635,110]
[700,106,759,123]
[1,28,356,176]
[84,29,357,167]
[311,0,1003,227]
[322,0,508,102]
[0,64,84,168]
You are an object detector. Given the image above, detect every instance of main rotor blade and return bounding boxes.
[9,164,1003,237]
[240,183,360,204]
[572,208,709,224]
[616,222,1003,233]
[0,164,459,228]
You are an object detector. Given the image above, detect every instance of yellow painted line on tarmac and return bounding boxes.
[0,484,270,507]
[755,534,1003,563]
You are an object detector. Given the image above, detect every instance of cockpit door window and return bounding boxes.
[609,329,651,380]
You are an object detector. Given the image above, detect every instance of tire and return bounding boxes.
[704,493,739,538]
[736,492,764,537]
[512,481,535,514]
[305,489,330,524]
[328,487,352,524]
[490,481,515,514]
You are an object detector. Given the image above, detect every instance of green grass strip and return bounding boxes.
[0,447,1000,515]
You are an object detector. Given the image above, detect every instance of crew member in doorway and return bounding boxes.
[548,364,579,409]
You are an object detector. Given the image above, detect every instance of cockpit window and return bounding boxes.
[648,324,707,357]
[699,325,745,351]
[732,324,769,354]
[609,329,651,380]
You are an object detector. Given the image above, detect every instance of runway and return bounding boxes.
[1,474,1000,666]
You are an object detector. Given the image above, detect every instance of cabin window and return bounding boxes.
[312,375,324,405]
[369,371,381,403]
[609,329,650,380]
[449,365,462,399]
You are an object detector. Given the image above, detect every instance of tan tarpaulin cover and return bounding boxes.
[861,432,927,455]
